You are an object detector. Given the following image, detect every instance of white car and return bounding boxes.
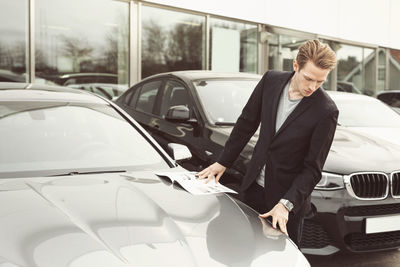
[328,91,400,146]
[0,82,309,267]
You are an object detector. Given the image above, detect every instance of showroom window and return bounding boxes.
[0,0,28,82]
[364,47,376,94]
[266,33,280,71]
[267,34,336,90]
[209,18,258,73]
[35,0,129,89]
[141,6,205,79]
[389,49,400,90]
[267,34,309,72]
[335,43,376,95]
[336,44,363,93]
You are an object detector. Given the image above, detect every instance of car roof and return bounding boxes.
[143,70,262,82]
[377,90,400,95]
[0,82,106,103]
[67,83,128,89]
[58,73,117,78]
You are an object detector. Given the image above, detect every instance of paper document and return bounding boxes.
[155,171,237,195]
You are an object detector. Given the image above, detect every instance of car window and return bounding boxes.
[0,101,169,178]
[194,79,259,124]
[378,93,400,108]
[128,86,141,107]
[136,81,162,114]
[160,80,192,118]
[333,97,400,127]
[124,90,134,105]
[122,88,134,105]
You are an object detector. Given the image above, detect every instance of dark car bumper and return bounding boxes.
[301,189,400,255]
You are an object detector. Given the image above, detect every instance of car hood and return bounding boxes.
[0,171,308,267]
[346,126,400,146]
[324,126,400,174]
[212,125,400,175]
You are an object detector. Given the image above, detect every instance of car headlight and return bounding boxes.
[315,172,345,190]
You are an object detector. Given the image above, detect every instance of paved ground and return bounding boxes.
[305,249,400,267]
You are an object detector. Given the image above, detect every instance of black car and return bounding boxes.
[336,81,362,94]
[377,90,400,114]
[115,71,400,255]
[66,83,128,100]
[116,71,261,187]
[53,73,118,86]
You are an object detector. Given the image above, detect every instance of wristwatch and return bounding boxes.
[279,199,294,212]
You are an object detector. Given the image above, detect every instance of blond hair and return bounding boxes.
[296,40,337,70]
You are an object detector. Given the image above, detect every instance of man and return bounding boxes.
[197,39,338,246]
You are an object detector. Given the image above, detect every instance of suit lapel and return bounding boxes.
[269,72,295,137]
[273,89,318,140]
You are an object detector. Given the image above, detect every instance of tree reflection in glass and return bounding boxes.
[141,6,205,79]
[35,0,129,89]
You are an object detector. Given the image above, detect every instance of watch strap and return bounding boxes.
[279,198,294,212]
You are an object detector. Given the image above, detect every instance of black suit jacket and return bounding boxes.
[218,70,338,215]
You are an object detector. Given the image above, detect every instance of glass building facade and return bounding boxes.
[0,0,399,97]
[141,6,205,78]
[35,0,129,86]
[0,0,29,82]
[209,18,258,73]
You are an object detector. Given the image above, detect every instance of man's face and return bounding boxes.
[292,60,331,97]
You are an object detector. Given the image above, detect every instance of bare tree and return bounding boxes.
[141,19,204,78]
[166,21,203,71]
[142,20,167,63]
[0,41,9,68]
[101,9,129,74]
[104,32,118,73]
[60,35,93,72]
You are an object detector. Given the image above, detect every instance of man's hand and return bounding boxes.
[196,162,226,184]
[259,217,283,240]
[259,203,289,236]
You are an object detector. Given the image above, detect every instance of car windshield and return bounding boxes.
[0,101,169,178]
[194,79,259,124]
[333,97,400,127]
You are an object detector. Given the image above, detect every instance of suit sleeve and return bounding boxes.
[217,72,268,168]
[283,109,339,215]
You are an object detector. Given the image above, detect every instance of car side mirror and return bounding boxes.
[166,105,191,122]
[167,143,192,162]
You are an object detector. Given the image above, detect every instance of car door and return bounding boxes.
[156,79,207,170]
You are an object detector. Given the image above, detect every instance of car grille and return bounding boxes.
[343,203,400,216]
[300,219,332,249]
[391,172,400,198]
[346,172,388,200]
[345,231,400,251]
